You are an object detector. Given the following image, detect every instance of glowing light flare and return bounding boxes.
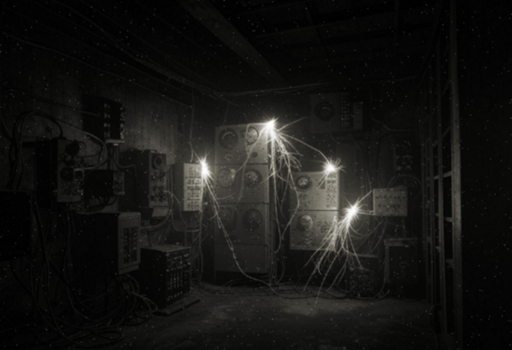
[345,204,359,221]
[262,119,277,139]
[324,162,337,174]
[199,159,210,179]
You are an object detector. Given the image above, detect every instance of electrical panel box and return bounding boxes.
[289,210,337,251]
[121,150,168,211]
[373,188,408,216]
[83,96,125,142]
[215,124,269,165]
[214,164,269,204]
[35,138,84,206]
[289,171,340,211]
[214,243,270,274]
[135,245,191,309]
[73,212,141,276]
[393,141,413,174]
[84,169,125,199]
[0,190,32,261]
[173,163,203,212]
[384,238,419,297]
[214,203,269,245]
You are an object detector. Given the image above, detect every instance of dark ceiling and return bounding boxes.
[3,0,438,94]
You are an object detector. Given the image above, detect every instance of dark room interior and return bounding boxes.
[1,1,510,349]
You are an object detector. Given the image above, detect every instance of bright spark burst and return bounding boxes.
[200,158,210,179]
[324,161,337,174]
[304,199,367,293]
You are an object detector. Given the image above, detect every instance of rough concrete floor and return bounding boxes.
[101,283,437,350]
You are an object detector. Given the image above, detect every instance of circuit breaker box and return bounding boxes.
[35,138,84,206]
[173,163,203,212]
[373,188,408,216]
[73,212,141,276]
[121,150,168,212]
[289,171,340,211]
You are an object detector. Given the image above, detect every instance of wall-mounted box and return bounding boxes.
[73,212,141,276]
[215,124,269,165]
[84,169,125,199]
[289,171,340,211]
[372,188,407,216]
[289,210,337,251]
[214,203,269,245]
[121,150,168,211]
[35,138,83,206]
[174,163,203,212]
[214,164,269,204]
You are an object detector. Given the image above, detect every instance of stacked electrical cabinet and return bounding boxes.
[213,124,273,275]
[289,171,341,251]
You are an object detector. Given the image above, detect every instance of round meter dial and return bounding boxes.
[244,169,262,188]
[218,128,238,149]
[244,126,259,145]
[243,209,263,231]
[217,168,236,188]
[219,206,237,231]
[296,175,312,191]
[297,215,313,232]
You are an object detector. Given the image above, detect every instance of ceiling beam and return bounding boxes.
[255,6,433,39]
[177,0,285,86]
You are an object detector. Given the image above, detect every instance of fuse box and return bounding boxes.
[372,188,408,216]
[121,150,168,212]
[73,212,141,276]
[35,138,84,206]
[289,171,340,211]
[173,163,203,212]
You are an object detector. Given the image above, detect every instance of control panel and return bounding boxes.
[84,169,125,199]
[35,138,83,206]
[121,150,168,211]
[73,211,141,276]
[289,171,340,211]
[214,164,269,204]
[372,188,408,216]
[289,210,337,251]
[215,124,269,165]
[214,203,269,245]
[174,163,203,212]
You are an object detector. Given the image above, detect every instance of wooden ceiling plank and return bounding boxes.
[177,0,285,85]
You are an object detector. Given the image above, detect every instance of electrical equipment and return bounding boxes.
[73,212,140,276]
[214,164,269,204]
[289,210,337,251]
[289,171,340,211]
[215,124,269,165]
[384,238,419,297]
[393,141,413,174]
[214,243,270,274]
[121,150,168,211]
[214,203,269,245]
[35,138,83,206]
[83,96,125,143]
[173,163,203,212]
[214,203,271,273]
[0,190,32,261]
[310,92,363,133]
[348,254,379,297]
[84,170,125,199]
[135,245,191,309]
[373,188,408,216]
